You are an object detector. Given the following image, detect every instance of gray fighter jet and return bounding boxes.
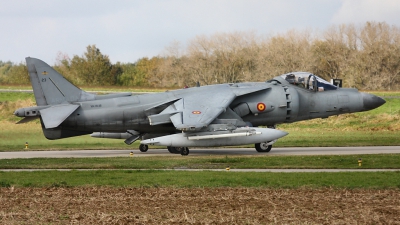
[14,57,385,155]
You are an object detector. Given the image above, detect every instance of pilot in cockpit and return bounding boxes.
[282,72,337,92]
[285,74,305,88]
[297,77,305,88]
[285,74,296,84]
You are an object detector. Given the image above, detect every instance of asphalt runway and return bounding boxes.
[1,146,399,159]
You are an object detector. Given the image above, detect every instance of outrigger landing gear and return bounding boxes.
[255,143,272,152]
[139,144,148,152]
[167,146,189,155]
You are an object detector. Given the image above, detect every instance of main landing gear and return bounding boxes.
[139,144,148,152]
[139,145,189,155]
[167,146,190,156]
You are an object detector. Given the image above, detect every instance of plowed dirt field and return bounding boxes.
[1,187,399,224]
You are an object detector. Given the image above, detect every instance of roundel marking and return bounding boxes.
[192,111,201,114]
[257,103,266,112]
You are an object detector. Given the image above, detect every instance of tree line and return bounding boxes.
[1,21,399,90]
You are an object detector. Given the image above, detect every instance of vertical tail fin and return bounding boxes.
[25,57,95,106]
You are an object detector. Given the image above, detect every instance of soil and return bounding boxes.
[1,187,399,224]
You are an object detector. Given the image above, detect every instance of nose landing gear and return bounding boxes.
[255,142,272,152]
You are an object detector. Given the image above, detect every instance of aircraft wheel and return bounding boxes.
[180,147,189,156]
[167,146,180,154]
[139,144,148,152]
[255,143,272,152]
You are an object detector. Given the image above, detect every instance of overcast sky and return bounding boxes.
[1,0,399,64]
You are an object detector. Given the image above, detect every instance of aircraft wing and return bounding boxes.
[171,86,235,130]
[148,84,270,131]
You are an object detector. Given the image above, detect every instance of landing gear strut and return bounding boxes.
[139,144,148,152]
[255,125,277,153]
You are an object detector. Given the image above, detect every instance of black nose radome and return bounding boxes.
[361,93,386,111]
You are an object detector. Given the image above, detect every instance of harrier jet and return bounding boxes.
[14,57,385,155]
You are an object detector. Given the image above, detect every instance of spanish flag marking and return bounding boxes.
[257,103,266,112]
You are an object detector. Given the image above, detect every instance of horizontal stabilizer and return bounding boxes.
[40,104,79,129]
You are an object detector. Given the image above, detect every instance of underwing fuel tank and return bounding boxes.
[141,127,288,147]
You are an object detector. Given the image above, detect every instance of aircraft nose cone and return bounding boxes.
[361,92,386,111]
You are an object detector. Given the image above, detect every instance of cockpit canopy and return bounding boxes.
[280,72,338,91]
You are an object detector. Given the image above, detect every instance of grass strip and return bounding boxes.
[0,170,399,188]
[1,154,400,169]
[0,92,34,102]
